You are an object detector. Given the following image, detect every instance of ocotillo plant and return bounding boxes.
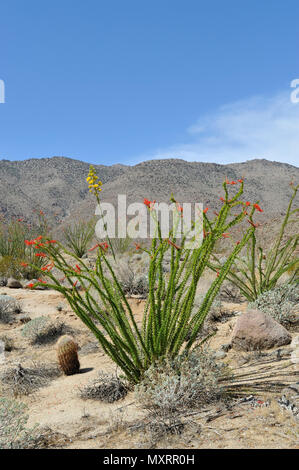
[209,183,299,301]
[63,218,96,258]
[28,169,258,384]
[0,212,50,279]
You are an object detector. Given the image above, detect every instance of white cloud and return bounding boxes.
[135,92,299,167]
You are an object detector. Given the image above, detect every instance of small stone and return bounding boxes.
[214,350,227,359]
[221,343,232,352]
[7,278,23,289]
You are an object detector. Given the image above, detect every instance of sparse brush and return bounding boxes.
[0,295,21,323]
[79,372,128,402]
[0,335,14,351]
[210,184,299,301]
[21,316,65,345]
[0,397,64,449]
[63,218,96,257]
[109,235,132,254]
[135,348,228,413]
[116,261,149,297]
[0,398,38,449]
[249,283,299,328]
[0,362,61,396]
[56,335,80,375]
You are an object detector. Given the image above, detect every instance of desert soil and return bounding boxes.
[0,286,298,449]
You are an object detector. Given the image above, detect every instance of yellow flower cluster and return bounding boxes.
[86,165,102,197]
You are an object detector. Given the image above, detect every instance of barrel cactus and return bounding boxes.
[56,335,80,375]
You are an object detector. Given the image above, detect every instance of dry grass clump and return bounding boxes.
[21,316,65,344]
[0,334,14,351]
[0,362,61,396]
[0,295,22,323]
[115,260,149,298]
[79,372,128,403]
[135,348,227,414]
[219,280,244,303]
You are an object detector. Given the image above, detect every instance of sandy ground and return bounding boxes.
[0,286,298,449]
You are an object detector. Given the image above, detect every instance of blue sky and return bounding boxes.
[0,0,299,166]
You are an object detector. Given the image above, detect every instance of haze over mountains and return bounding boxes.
[0,157,298,225]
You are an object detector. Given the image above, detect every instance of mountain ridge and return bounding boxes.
[0,156,298,224]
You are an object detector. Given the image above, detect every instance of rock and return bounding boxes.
[214,350,227,359]
[7,278,22,289]
[231,309,292,351]
[221,343,232,352]
[24,279,46,290]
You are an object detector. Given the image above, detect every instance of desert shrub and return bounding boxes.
[249,283,299,328]
[63,218,96,257]
[218,280,244,303]
[0,397,39,449]
[211,184,298,301]
[30,167,258,384]
[0,362,61,396]
[21,316,65,344]
[0,334,14,351]
[80,372,128,402]
[135,348,227,413]
[0,295,21,323]
[109,235,132,254]
[116,261,149,297]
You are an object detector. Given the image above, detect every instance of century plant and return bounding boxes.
[210,183,299,301]
[28,170,258,384]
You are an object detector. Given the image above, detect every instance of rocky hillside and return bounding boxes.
[0,157,298,226]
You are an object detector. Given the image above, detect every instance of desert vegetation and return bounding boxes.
[0,164,298,449]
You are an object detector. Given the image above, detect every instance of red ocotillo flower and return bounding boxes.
[253,203,263,212]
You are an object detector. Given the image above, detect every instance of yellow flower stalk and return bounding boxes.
[86,165,102,201]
